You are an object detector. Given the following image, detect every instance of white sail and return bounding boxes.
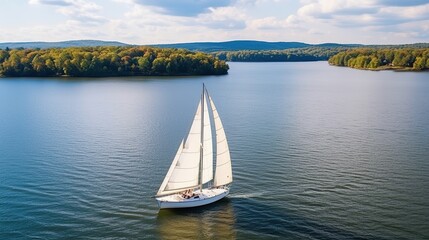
[157,101,202,196]
[209,95,233,187]
[156,86,233,209]
[201,95,213,184]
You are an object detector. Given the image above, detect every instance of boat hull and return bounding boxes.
[156,188,229,209]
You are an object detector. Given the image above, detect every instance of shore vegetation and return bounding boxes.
[0,46,229,77]
[328,48,429,71]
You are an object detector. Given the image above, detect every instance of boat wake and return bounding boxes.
[229,191,269,199]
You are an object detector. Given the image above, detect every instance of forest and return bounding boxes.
[212,47,347,62]
[1,44,428,76]
[328,48,429,70]
[0,46,229,77]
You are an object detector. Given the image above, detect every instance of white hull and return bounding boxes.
[156,188,229,209]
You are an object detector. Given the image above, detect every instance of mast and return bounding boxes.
[199,83,205,192]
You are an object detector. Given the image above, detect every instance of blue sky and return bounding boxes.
[1,0,429,44]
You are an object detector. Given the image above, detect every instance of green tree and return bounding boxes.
[413,57,426,70]
[152,57,166,74]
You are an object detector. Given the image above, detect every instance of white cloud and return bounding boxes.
[0,0,426,44]
[297,0,377,19]
[196,7,247,30]
[377,0,429,7]
[379,4,429,20]
[130,0,234,17]
[287,0,429,43]
[29,0,106,25]
[295,0,429,26]
[29,0,72,6]
[248,17,288,30]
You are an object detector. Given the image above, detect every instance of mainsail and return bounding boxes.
[157,100,203,196]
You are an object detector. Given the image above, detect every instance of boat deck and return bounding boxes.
[157,188,226,202]
[156,188,229,208]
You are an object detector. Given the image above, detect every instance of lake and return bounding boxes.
[1,62,428,239]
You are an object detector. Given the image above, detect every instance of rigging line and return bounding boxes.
[168,179,199,184]
[175,166,200,169]
[215,161,231,167]
[217,149,229,155]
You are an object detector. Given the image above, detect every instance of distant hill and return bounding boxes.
[1,40,327,51]
[151,40,311,52]
[0,40,129,49]
[150,40,363,52]
[1,40,428,52]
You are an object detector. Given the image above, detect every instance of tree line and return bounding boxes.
[328,48,429,70]
[0,46,229,77]
[210,44,429,64]
[212,47,347,62]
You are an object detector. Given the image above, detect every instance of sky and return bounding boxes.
[1,0,429,45]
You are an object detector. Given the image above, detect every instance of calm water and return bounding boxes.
[1,62,428,239]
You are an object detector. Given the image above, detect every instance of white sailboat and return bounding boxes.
[156,84,233,209]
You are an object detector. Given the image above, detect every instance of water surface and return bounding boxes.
[1,62,428,239]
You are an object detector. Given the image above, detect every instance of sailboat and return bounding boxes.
[156,84,233,209]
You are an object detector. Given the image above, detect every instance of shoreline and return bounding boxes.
[329,64,428,72]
